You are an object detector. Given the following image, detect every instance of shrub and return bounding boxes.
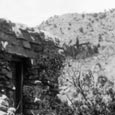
[59,63,115,115]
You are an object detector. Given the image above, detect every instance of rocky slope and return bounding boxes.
[38,9,115,46]
[38,9,115,106]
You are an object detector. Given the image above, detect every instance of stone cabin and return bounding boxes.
[0,19,62,115]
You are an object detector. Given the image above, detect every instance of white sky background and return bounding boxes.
[0,0,115,27]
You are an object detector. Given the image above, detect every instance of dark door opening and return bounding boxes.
[11,56,31,115]
[15,61,23,114]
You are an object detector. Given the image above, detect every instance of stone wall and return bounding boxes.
[0,19,74,115]
[0,48,64,115]
[0,51,16,114]
[22,48,64,115]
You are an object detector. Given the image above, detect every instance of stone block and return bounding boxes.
[23,41,31,49]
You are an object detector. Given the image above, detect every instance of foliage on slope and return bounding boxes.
[58,59,115,115]
[38,9,115,115]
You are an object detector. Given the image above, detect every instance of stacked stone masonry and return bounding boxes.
[0,19,62,115]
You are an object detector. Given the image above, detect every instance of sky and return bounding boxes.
[0,0,115,27]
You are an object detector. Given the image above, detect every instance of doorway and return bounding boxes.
[14,61,23,114]
[11,56,28,115]
[11,56,31,115]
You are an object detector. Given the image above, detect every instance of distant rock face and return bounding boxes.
[57,54,115,106]
[38,9,115,105]
[38,9,115,75]
[39,10,115,59]
[38,9,115,45]
[38,9,115,69]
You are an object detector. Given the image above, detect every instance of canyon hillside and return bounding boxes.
[38,9,115,106]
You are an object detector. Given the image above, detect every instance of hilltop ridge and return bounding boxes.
[38,9,115,46]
